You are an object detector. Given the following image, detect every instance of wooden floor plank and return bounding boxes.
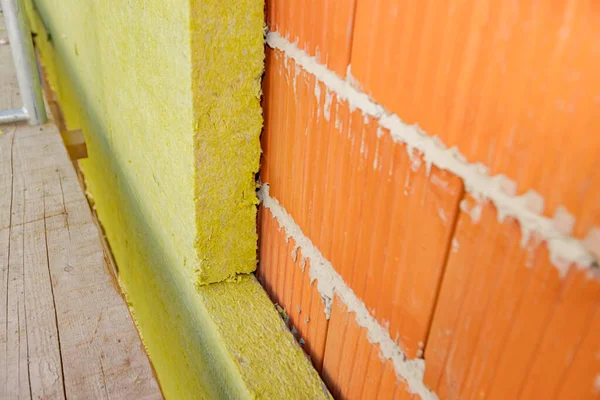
[3,128,31,399]
[0,13,161,400]
[23,215,66,399]
[18,130,66,399]
[0,122,163,400]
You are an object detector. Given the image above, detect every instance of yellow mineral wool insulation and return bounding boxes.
[77,140,329,398]
[28,0,262,285]
[27,0,199,282]
[26,1,330,398]
[190,0,264,284]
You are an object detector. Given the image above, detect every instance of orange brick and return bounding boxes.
[424,195,600,399]
[308,277,329,372]
[518,266,599,399]
[555,309,600,400]
[361,347,386,399]
[322,296,350,398]
[288,246,304,328]
[261,1,600,398]
[349,117,387,300]
[266,0,357,76]
[261,49,463,356]
[258,207,330,372]
[260,50,274,184]
[338,114,370,286]
[256,206,264,281]
[307,83,331,249]
[278,57,297,212]
[298,73,319,236]
[275,230,288,306]
[394,382,418,400]
[377,358,399,400]
[328,101,353,281]
[347,327,371,396]
[297,256,314,342]
[322,296,416,400]
[350,0,600,236]
[290,72,310,229]
[318,93,344,263]
[283,237,297,315]
[257,208,272,296]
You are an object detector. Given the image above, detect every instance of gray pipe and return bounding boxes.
[0,0,47,125]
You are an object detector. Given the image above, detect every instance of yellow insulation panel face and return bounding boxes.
[27,0,331,398]
[30,0,198,277]
[30,0,262,285]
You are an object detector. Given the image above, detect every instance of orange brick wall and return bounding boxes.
[258,1,600,399]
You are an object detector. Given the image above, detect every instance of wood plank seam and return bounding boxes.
[41,184,68,399]
[4,127,17,397]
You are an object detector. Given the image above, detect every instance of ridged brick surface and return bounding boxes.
[259,0,600,398]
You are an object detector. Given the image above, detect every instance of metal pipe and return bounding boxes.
[0,108,28,123]
[0,0,46,125]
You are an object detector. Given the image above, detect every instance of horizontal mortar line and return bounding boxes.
[258,184,438,400]
[265,31,598,277]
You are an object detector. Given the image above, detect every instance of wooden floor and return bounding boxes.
[0,15,161,400]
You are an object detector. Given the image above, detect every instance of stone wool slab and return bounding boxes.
[29,0,261,285]
[26,0,331,397]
